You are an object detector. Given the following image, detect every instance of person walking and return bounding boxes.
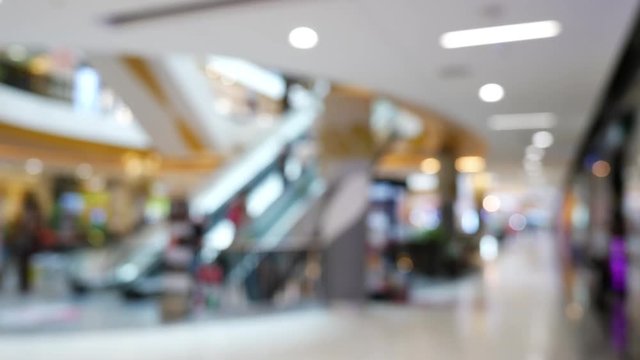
[9,193,43,294]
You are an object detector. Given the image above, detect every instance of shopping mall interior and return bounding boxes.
[0,1,639,359]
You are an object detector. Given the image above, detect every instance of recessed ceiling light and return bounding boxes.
[479,83,504,102]
[289,26,318,50]
[488,112,557,131]
[532,131,554,148]
[440,20,561,49]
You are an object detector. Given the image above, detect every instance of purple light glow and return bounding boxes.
[609,236,627,293]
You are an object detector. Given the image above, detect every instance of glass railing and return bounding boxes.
[0,58,136,124]
[0,58,73,102]
[192,249,323,315]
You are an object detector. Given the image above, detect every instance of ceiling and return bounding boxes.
[0,0,637,184]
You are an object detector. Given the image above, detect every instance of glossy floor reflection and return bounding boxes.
[0,231,618,359]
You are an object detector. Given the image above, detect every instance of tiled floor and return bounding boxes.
[0,231,622,359]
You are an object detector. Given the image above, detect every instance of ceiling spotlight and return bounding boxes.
[532,131,554,148]
[479,83,504,102]
[289,26,319,50]
[440,20,562,49]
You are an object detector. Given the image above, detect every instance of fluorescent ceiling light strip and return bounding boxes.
[488,112,557,131]
[440,21,561,49]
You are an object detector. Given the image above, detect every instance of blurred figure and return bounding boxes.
[57,209,80,249]
[8,193,43,294]
[160,199,197,322]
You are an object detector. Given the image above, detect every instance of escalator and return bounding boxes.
[66,223,170,295]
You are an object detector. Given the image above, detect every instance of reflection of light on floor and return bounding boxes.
[480,235,499,261]
[482,263,500,288]
[509,213,527,231]
[565,302,584,321]
[2,231,611,359]
[528,316,550,356]
[0,304,80,328]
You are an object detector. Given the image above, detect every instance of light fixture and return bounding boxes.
[407,173,439,192]
[246,173,285,217]
[420,158,441,175]
[204,219,236,251]
[116,263,139,283]
[25,158,43,175]
[409,208,440,229]
[6,45,27,62]
[508,213,527,231]
[479,83,504,102]
[532,131,554,148]
[115,106,134,125]
[482,195,501,213]
[440,20,561,49]
[461,209,480,234]
[396,256,414,273]
[592,160,611,178]
[289,26,319,50]
[488,112,557,131]
[29,56,51,76]
[76,163,93,180]
[479,235,499,261]
[474,172,493,189]
[455,156,486,173]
